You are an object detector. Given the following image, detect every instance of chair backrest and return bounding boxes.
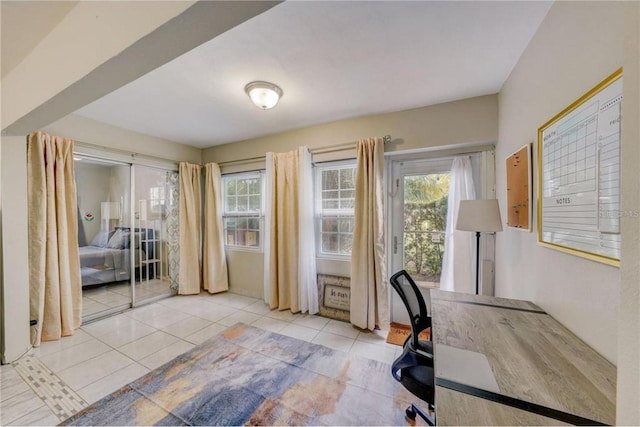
[389,270,431,349]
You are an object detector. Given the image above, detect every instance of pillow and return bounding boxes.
[107,229,130,249]
[90,230,114,248]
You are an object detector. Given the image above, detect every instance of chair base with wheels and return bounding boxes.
[406,403,433,423]
[392,345,436,425]
[389,270,437,425]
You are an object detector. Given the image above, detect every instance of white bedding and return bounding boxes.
[79,246,144,286]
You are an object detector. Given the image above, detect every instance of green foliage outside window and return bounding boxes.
[403,174,449,283]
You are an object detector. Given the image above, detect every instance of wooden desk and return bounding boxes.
[430,289,616,425]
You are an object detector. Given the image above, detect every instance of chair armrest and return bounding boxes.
[416,348,434,360]
[391,346,434,382]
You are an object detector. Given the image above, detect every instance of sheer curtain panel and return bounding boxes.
[440,156,476,293]
[27,131,82,346]
[297,147,318,314]
[350,137,389,331]
[263,154,274,304]
[203,163,229,294]
[178,162,202,294]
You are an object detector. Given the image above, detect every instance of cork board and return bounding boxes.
[506,143,532,231]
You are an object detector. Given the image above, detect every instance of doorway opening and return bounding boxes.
[402,172,450,288]
[390,158,452,292]
[388,151,491,323]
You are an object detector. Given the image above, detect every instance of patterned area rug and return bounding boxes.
[62,323,423,426]
[386,322,430,346]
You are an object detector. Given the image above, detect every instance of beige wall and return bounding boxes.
[1,136,31,363]
[203,95,498,169]
[617,2,640,424]
[225,251,265,299]
[496,0,634,383]
[204,95,498,297]
[0,132,3,360]
[44,114,201,164]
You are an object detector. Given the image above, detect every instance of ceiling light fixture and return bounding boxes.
[244,81,283,110]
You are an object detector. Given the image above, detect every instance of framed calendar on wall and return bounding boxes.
[537,68,622,266]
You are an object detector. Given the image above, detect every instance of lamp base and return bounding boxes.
[475,231,481,295]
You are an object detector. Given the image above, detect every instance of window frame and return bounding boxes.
[314,160,357,259]
[222,171,265,252]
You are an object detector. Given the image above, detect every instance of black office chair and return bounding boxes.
[389,270,436,425]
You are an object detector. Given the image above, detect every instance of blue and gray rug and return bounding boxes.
[61,323,422,425]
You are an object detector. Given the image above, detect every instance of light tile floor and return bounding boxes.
[82,279,175,318]
[0,291,402,426]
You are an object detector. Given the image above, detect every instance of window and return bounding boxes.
[315,162,356,257]
[223,172,263,249]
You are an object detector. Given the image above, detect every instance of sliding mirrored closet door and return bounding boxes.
[75,154,180,321]
[75,156,133,321]
[132,165,179,305]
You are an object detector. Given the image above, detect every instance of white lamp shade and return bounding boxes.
[456,199,503,232]
[245,81,283,109]
[101,202,121,220]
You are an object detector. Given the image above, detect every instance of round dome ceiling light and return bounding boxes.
[244,81,283,110]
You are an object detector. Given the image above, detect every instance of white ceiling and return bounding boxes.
[74,1,553,148]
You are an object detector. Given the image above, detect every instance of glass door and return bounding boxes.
[75,156,133,321]
[389,158,452,323]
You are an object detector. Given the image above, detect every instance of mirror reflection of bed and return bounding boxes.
[79,226,172,319]
[75,155,178,321]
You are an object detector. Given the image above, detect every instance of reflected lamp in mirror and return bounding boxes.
[101,202,121,230]
[139,200,148,221]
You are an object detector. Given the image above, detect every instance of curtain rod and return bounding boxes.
[74,140,179,167]
[384,143,495,160]
[216,134,391,167]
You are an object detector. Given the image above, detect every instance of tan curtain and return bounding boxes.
[27,131,82,347]
[266,150,300,312]
[178,162,202,294]
[203,163,229,293]
[350,137,389,330]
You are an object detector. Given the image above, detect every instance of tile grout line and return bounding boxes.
[1,388,46,425]
[12,356,88,421]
